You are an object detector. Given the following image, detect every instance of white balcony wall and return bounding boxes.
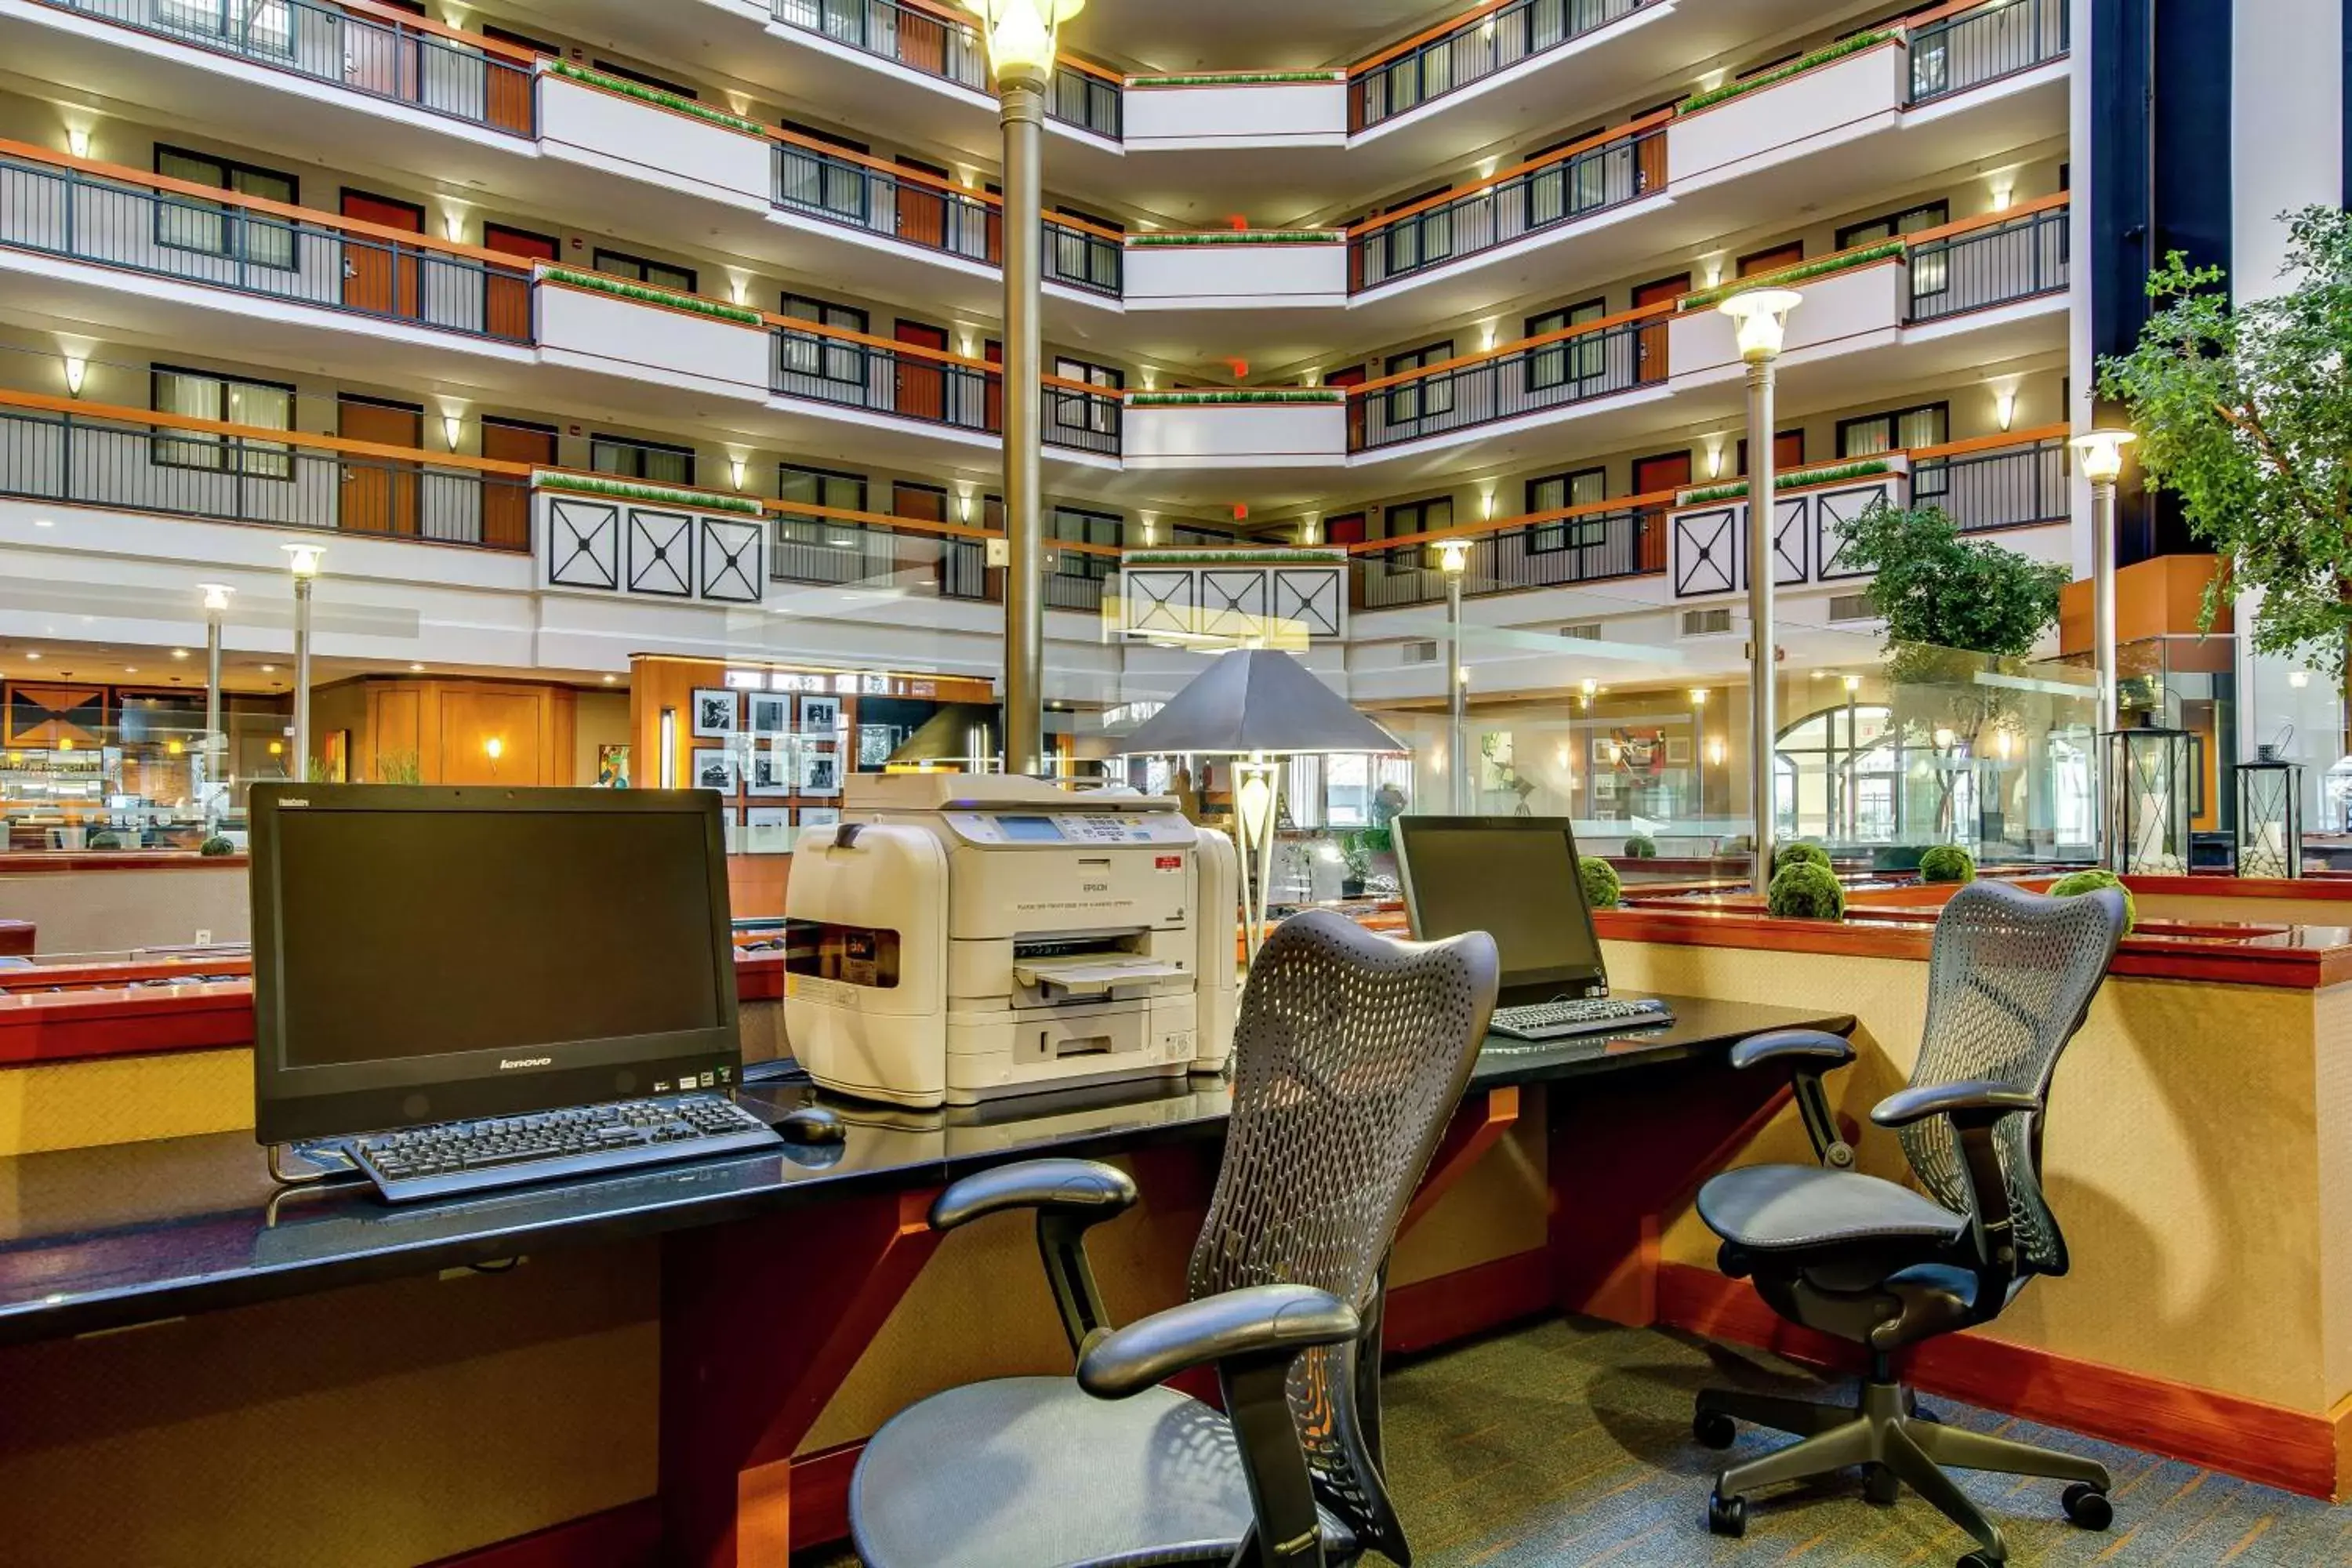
[1666,262,1906,383]
[1122,402,1348,469]
[535,282,769,395]
[1123,82,1348,149]
[1666,42,1907,187]
[1122,242,1348,307]
[539,75,772,207]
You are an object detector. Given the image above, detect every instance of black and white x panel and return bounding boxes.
[699,517,766,604]
[1122,569,1196,636]
[1272,566,1345,638]
[1815,485,1888,582]
[627,509,695,598]
[546,499,620,591]
[1771,495,1808,586]
[1672,507,1738,597]
[1200,570,1269,640]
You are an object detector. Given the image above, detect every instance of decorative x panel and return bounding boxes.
[699,517,766,604]
[1272,568,1344,638]
[627,508,694,599]
[1814,483,1894,581]
[1201,570,1269,640]
[1123,569,1196,635]
[546,499,619,591]
[1673,507,1737,597]
[1771,495,1809,586]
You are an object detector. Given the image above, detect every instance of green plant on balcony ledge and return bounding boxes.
[1127,71,1343,87]
[1680,29,1894,113]
[539,265,764,327]
[1681,459,1891,506]
[1679,241,1905,311]
[1129,230,1345,245]
[547,60,765,136]
[1123,546,1341,564]
[532,471,766,516]
[1128,389,1346,406]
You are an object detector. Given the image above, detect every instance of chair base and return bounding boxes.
[1694,1378,2114,1565]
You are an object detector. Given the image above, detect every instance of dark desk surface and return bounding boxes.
[0,994,1850,1347]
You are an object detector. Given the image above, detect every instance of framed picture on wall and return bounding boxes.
[797,695,842,735]
[596,742,631,788]
[746,806,791,829]
[691,748,739,794]
[748,692,792,737]
[1665,738,1693,765]
[743,805,793,854]
[691,688,739,739]
[800,750,841,797]
[748,745,794,797]
[798,807,840,830]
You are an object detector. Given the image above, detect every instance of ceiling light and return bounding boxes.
[172,648,190,660]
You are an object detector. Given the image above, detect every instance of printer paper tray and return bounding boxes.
[1011,954,1186,998]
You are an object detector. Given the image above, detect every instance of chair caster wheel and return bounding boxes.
[1693,1410,1737,1450]
[1958,1553,2002,1568]
[1863,1463,1900,1505]
[1706,1488,1748,1537]
[2062,1482,2114,1530]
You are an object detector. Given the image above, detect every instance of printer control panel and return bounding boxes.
[942,811,1195,847]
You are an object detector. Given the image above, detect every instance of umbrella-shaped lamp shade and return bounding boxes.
[1116,650,1403,757]
[886,703,1002,767]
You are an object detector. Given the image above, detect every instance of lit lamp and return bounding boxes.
[2104,716,2192,875]
[1690,687,1709,820]
[281,541,324,776]
[196,582,233,818]
[960,0,1086,777]
[1439,537,1470,812]
[2234,742,2304,880]
[2071,429,2134,740]
[1717,287,1801,891]
[1116,648,1404,964]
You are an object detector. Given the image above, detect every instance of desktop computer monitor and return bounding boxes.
[1392,815,1610,1003]
[250,784,741,1145]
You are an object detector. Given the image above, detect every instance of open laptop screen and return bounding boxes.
[1393,816,1606,996]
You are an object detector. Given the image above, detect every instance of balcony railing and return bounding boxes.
[1905,201,2068,321]
[42,0,536,135]
[1352,310,1658,451]
[1349,0,1653,133]
[1906,0,2067,103]
[768,321,1120,454]
[1911,433,2068,534]
[1044,220,1123,296]
[1355,501,1667,608]
[0,147,535,340]
[0,397,531,549]
[1349,118,1665,291]
[768,0,1121,137]
[770,501,1115,608]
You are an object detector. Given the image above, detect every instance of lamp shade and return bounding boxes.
[958,0,1083,77]
[1116,649,1403,757]
[1718,288,1802,362]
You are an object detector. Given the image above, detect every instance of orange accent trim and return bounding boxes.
[1898,187,2071,246]
[1054,52,1125,83]
[770,128,994,202]
[0,387,533,475]
[1350,0,1519,77]
[1348,299,1675,394]
[1352,486,1683,554]
[760,307,996,369]
[536,266,768,329]
[1898,0,2025,31]
[1047,209,1126,240]
[334,0,539,62]
[1348,111,1674,237]
[1908,422,2068,460]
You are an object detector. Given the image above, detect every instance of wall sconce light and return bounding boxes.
[1704,435,1725,478]
[1302,368,1322,388]
[443,207,467,242]
[1140,370,1157,390]
[956,485,976,523]
[65,125,89,158]
[1137,511,1157,544]
[1990,180,2014,212]
[441,412,463,450]
[1480,489,1497,521]
[1994,387,2016,431]
[1702,254,1725,288]
[62,357,85,397]
[729,456,747,491]
[484,735,504,760]
[728,273,749,307]
[1706,738,1726,767]
[1480,321,1498,352]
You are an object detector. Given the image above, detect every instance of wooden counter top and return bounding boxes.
[0,851,246,873]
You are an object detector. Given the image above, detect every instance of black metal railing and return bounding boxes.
[46,0,535,134]
[1044,222,1122,296]
[1351,0,1651,132]
[1354,506,1662,608]
[1043,384,1121,456]
[768,328,1122,455]
[774,140,997,263]
[1045,554,1110,611]
[1907,0,2066,103]
[1350,123,1664,290]
[1906,205,2067,321]
[1912,437,2068,534]
[0,153,535,339]
[771,511,994,597]
[769,0,1120,137]
[1353,314,1656,450]
[0,405,529,548]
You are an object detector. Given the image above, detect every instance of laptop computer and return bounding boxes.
[1392,815,1674,1041]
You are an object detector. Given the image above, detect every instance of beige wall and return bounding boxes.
[0,864,249,954]
[573,689,631,786]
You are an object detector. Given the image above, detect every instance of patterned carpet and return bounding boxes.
[800,1316,2352,1566]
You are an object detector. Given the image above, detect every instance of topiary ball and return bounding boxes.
[1579,855,1622,910]
[1767,860,1846,920]
[198,835,236,857]
[1624,833,1658,858]
[1918,844,1977,884]
[1774,840,1831,875]
[2047,868,2136,934]
[85,831,123,850]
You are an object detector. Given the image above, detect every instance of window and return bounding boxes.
[777,295,869,387]
[1382,339,1454,424]
[1375,186,1452,278]
[151,365,294,477]
[481,24,560,56]
[1048,505,1121,579]
[591,60,698,99]
[777,465,868,552]
[590,434,695,486]
[593,248,697,295]
[1054,357,1123,435]
[1835,200,1948,251]
[161,0,290,52]
[1526,298,1606,391]
[154,146,299,269]
[1838,402,1948,458]
[1526,468,1606,552]
[777,122,870,218]
[1382,496,1454,568]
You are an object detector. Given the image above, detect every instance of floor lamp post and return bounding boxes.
[963,0,1083,777]
[1440,538,1469,811]
[2072,428,2133,866]
[281,542,324,778]
[1690,686,1708,822]
[196,583,231,817]
[1717,288,1801,891]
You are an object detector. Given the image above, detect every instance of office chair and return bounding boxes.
[1689,880,2127,1567]
[850,909,1499,1568]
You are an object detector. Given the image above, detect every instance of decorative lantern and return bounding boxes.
[2234,744,2304,879]
[2103,717,2193,875]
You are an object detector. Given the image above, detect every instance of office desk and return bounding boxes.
[0,993,1851,1566]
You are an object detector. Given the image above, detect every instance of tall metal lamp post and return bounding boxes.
[196,583,232,815]
[281,542,324,776]
[2072,428,2133,868]
[960,0,1084,777]
[1717,287,1801,891]
[1439,537,1469,811]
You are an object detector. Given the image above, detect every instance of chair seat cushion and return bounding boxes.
[851,1376,1356,1568]
[1697,1163,1967,1253]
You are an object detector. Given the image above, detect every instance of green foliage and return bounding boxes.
[540,266,764,327]
[2047,868,2137,934]
[1774,840,1831,874]
[372,750,423,786]
[1680,31,1894,112]
[1837,499,2070,661]
[1682,459,1892,506]
[1128,71,1341,86]
[198,834,236,856]
[549,61,765,134]
[1127,390,1345,406]
[1357,826,1393,856]
[2096,207,2352,673]
[1678,242,1905,311]
[1128,231,1343,245]
[1624,833,1658,858]
[1579,855,1623,909]
[1767,860,1846,920]
[532,471,764,516]
[1918,844,1978,884]
[304,756,338,783]
[85,830,124,850]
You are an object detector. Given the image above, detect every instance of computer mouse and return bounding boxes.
[777,1105,847,1145]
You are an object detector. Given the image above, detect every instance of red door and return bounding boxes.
[1738,241,1804,278]
[1630,450,1692,574]
[1323,511,1368,546]
[1632,274,1686,385]
[896,157,950,251]
[895,320,949,422]
[1328,365,1368,450]
[480,417,556,550]
[983,338,1004,435]
[341,189,426,322]
[481,223,556,343]
[338,395,423,538]
[893,481,949,593]
[343,0,424,104]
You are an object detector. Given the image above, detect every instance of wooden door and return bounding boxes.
[1323,512,1367,545]
[481,223,556,343]
[338,396,423,537]
[1632,273,1686,385]
[343,0,424,102]
[893,481,949,593]
[1630,450,1691,574]
[1327,365,1368,449]
[895,320,949,422]
[480,417,556,550]
[1737,430,1807,474]
[896,157,949,250]
[341,189,426,321]
[898,5,947,73]
[983,337,1003,435]
[1738,241,1803,277]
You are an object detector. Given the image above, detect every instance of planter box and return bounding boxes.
[1123,81,1348,148]
[1123,241,1348,307]
[1667,42,1906,187]
[1667,260,1905,382]
[535,279,770,393]
[539,73,771,205]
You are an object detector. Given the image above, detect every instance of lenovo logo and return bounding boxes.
[499,1056,554,1070]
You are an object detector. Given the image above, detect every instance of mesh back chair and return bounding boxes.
[850,909,1500,1568]
[1687,880,2128,1568]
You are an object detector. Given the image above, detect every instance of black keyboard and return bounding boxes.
[1489,996,1674,1042]
[345,1093,784,1203]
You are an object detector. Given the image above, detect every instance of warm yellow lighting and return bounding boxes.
[1990,181,2014,212]
[1137,512,1157,545]
[1706,738,1726,767]
[442,206,466,242]
[1934,726,1957,750]
[65,125,89,158]
[1994,388,2016,431]
[602,673,619,684]
[1438,539,1470,576]
[2071,428,2136,485]
[1994,729,2015,759]
[484,736,504,760]
[409,662,426,673]
[260,664,276,673]
[729,456,747,491]
[1689,687,1708,706]
[1843,673,1862,694]
[1719,289,1802,362]
[62,356,85,397]
[59,737,74,752]
[2290,669,2312,689]
[958,0,1085,79]
[441,412,463,450]
[1704,435,1725,478]
[1234,760,1275,848]
[1702,254,1724,289]
[168,739,183,755]
[267,740,281,756]
[1480,489,1497,520]
[281,540,325,579]
[198,583,233,614]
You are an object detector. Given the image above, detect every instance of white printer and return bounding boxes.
[785,773,1238,1108]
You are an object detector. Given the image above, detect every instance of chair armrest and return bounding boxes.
[1076,1284,1361,1401]
[931,1159,1139,1360]
[1729,1029,1858,1169]
[1871,1080,2040,1131]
